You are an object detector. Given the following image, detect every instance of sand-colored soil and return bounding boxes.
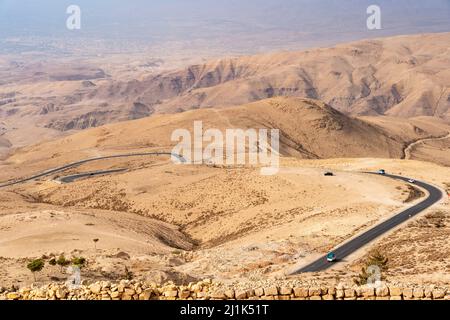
[1,154,448,287]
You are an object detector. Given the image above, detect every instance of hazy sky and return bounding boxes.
[1,0,449,54]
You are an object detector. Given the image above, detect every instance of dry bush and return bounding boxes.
[354,250,388,286]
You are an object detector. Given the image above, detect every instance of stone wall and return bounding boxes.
[1,280,449,300]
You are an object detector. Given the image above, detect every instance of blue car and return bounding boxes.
[326,252,337,262]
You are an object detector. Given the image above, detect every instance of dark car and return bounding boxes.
[326,252,337,262]
[324,172,334,176]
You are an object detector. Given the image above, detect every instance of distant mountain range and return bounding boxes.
[87,32,450,118]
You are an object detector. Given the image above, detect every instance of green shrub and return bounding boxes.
[56,255,70,272]
[27,259,45,282]
[72,257,86,268]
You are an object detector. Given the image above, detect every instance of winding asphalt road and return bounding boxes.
[292,173,444,273]
[0,152,185,189]
[57,168,128,183]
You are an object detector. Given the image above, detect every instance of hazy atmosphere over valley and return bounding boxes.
[0,0,450,304]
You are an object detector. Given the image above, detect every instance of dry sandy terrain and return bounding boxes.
[0,34,450,290]
[1,146,449,288]
[0,156,407,286]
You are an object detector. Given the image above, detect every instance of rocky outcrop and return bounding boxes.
[45,111,114,131]
[129,102,154,120]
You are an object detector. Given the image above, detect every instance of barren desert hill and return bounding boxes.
[2,97,450,182]
[88,32,450,118]
[0,33,449,157]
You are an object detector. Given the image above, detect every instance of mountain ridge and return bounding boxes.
[86,32,450,118]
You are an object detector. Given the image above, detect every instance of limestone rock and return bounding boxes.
[389,287,402,297]
[211,291,227,300]
[264,287,279,296]
[344,289,355,298]
[235,290,247,300]
[163,290,178,298]
[403,288,413,299]
[56,288,68,299]
[293,287,308,298]
[6,292,20,300]
[413,288,424,299]
[376,286,389,297]
[432,289,446,299]
[280,287,292,295]
[246,289,255,298]
[309,287,321,296]
[143,289,153,300]
[335,289,344,299]
[89,283,102,294]
[179,290,191,299]
[224,290,235,299]
[254,288,264,297]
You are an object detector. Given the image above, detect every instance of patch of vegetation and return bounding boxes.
[72,257,87,268]
[413,211,447,228]
[93,238,99,250]
[124,266,134,280]
[403,185,425,203]
[425,211,446,228]
[354,250,388,286]
[27,259,45,282]
[56,255,70,272]
[443,182,450,194]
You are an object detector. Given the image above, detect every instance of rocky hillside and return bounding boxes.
[89,33,450,118]
[5,97,450,173]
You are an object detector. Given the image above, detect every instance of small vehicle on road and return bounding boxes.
[326,252,337,262]
[324,172,334,176]
[408,179,415,183]
[377,169,386,175]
